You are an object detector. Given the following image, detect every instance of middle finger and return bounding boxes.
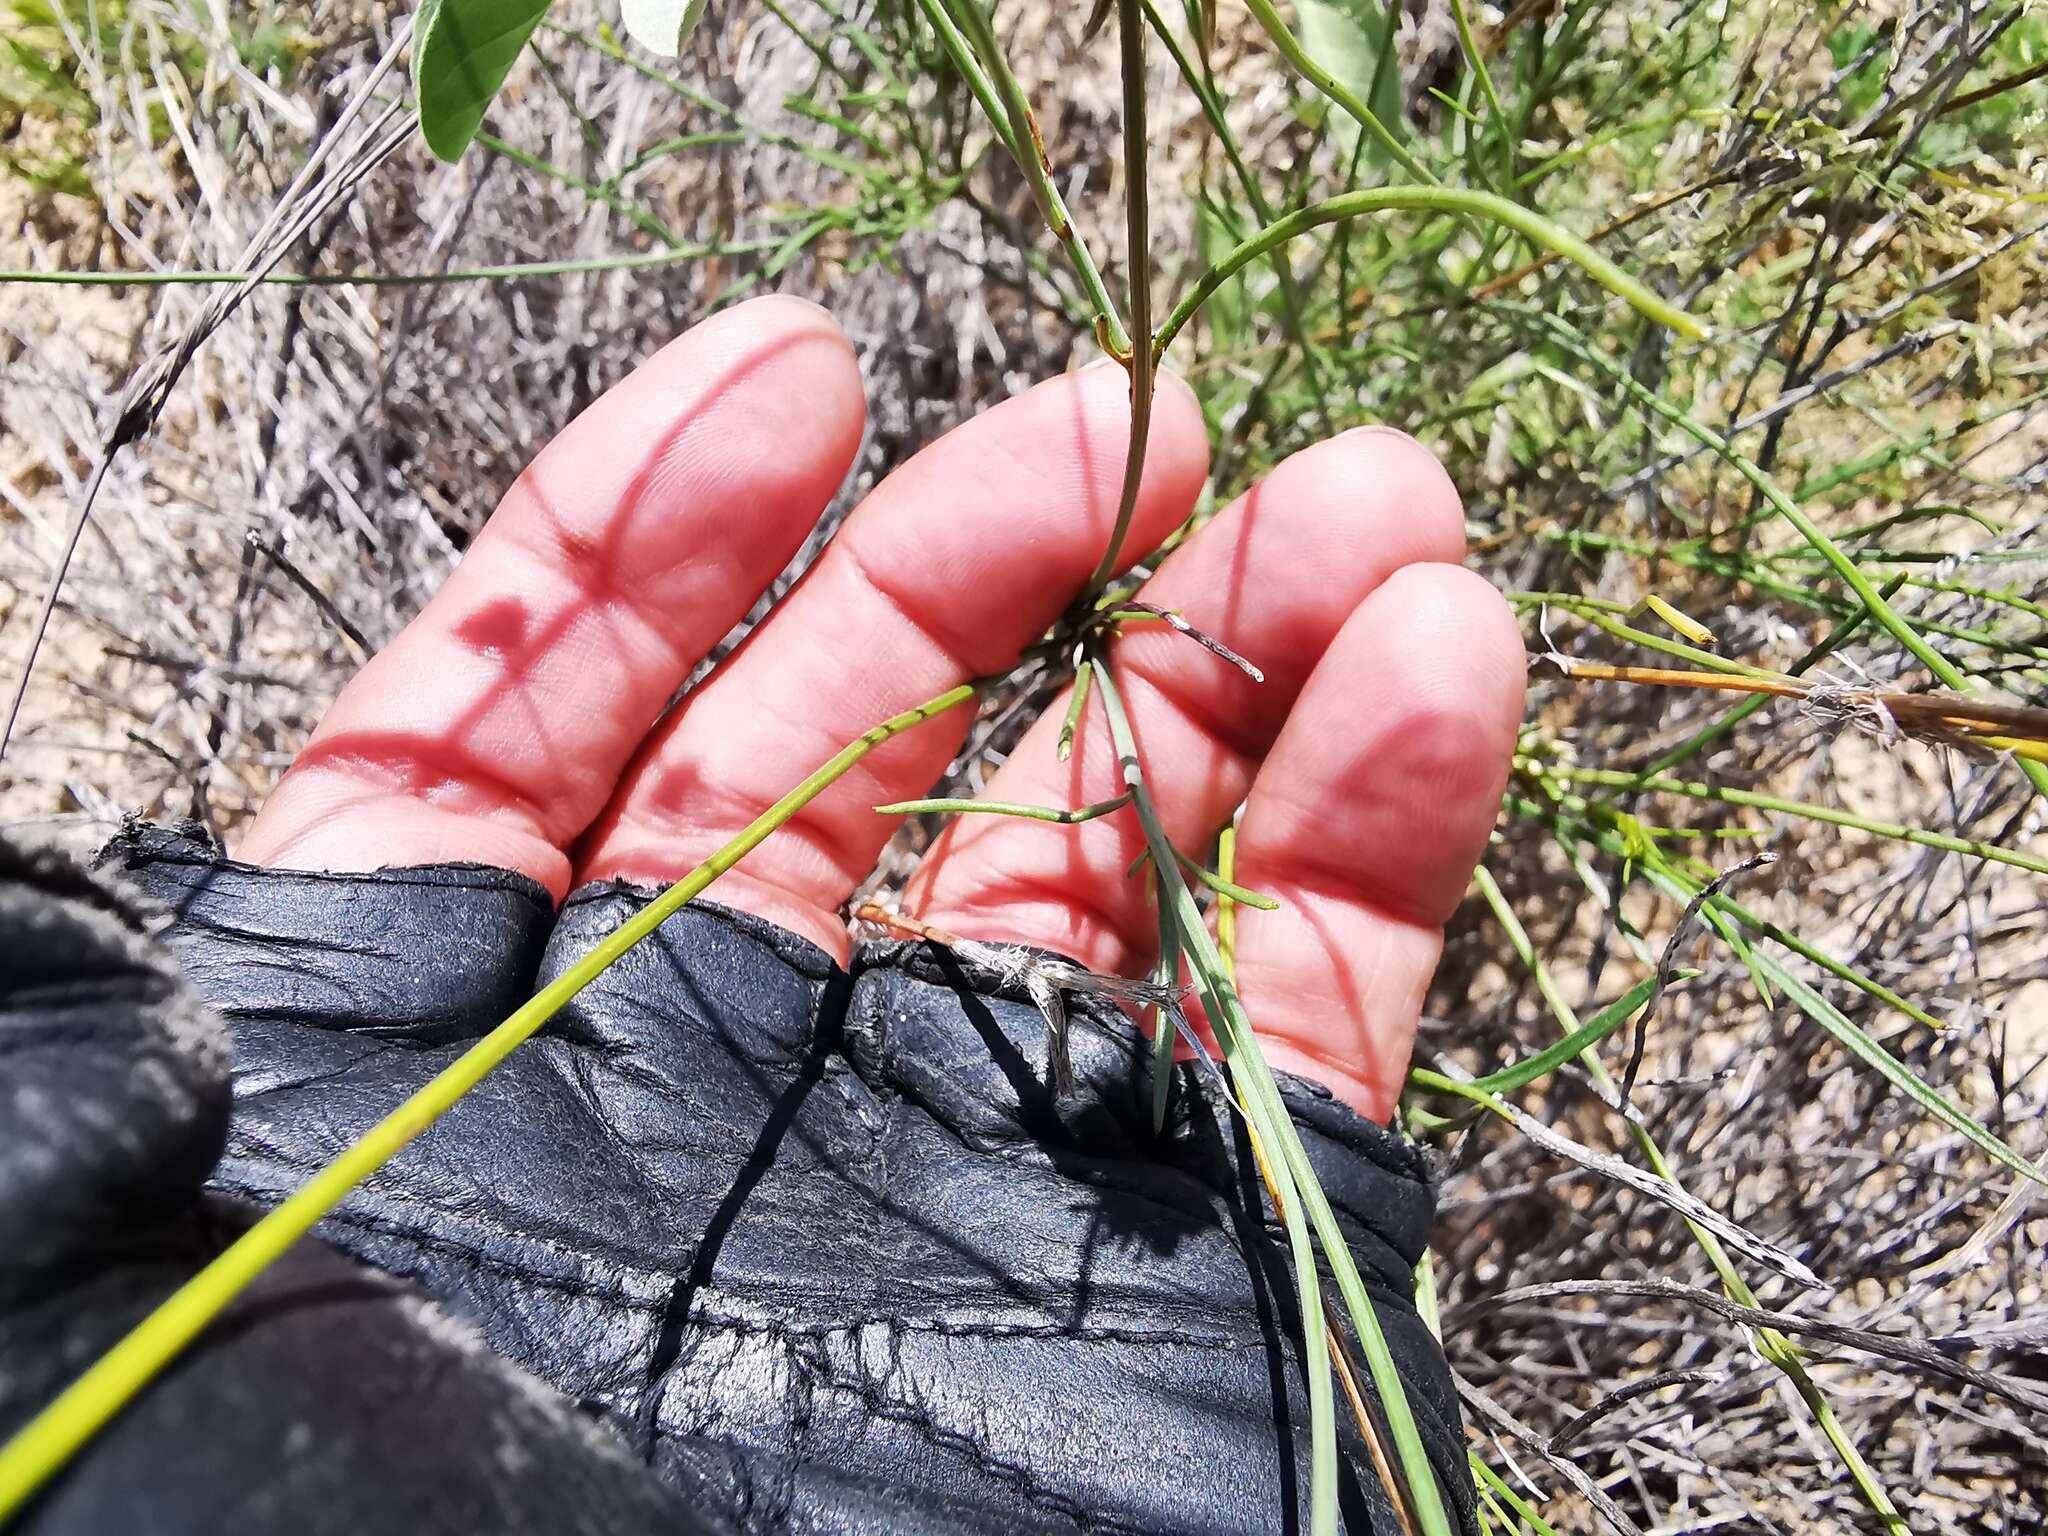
[575,362,1212,957]
[904,428,1467,974]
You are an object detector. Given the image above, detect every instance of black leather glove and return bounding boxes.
[1,823,1474,1535]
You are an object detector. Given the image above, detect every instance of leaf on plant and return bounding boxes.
[1752,946,2047,1188]
[619,0,709,59]
[412,0,554,161]
[1294,0,1404,161]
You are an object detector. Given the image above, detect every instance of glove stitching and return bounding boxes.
[231,1043,1298,1295]
[212,1173,1289,1355]
[210,1190,1217,1531]
[777,1329,1142,1535]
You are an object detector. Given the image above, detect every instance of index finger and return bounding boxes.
[237,296,865,896]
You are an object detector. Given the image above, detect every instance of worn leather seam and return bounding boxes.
[778,1330,1142,1534]
[213,1176,1290,1353]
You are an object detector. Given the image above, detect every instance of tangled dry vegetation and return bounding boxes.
[3,0,2045,1529]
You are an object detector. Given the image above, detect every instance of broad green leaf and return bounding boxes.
[412,0,553,161]
[1293,0,1403,163]
[619,0,709,59]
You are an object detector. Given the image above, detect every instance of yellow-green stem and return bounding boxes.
[1240,0,1435,184]
[0,683,976,1522]
[1084,0,1157,592]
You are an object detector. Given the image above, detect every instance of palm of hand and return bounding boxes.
[237,294,1524,1122]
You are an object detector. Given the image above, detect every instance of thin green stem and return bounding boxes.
[1155,187,1705,362]
[1170,845,1281,909]
[1645,577,1903,776]
[0,241,786,289]
[1449,0,1512,179]
[1240,0,1435,184]
[1463,974,1664,1096]
[1541,764,2048,879]
[938,0,1131,355]
[1138,0,1333,431]
[601,130,751,191]
[471,130,681,247]
[1085,0,1156,591]
[550,20,870,178]
[0,683,977,1522]
[1469,1454,1562,1536]
[1529,598,1789,679]
[1058,658,1094,760]
[1216,823,1242,973]
[1090,654,1454,1536]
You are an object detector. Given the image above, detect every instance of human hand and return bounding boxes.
[7,293,1527,1534]
[237,293,1525,1120]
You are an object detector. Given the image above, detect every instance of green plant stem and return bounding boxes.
[1644,577,1903,776]
[1239,0,1435,184]
[0,241,789,288]
[1216,824,1242,972]
[1514,305,2048,802]
[601,130,750,190]
[1449,0,1512,178]
[1469,1453,1563,1536]
[472,130,682,246]
[1541,764,2048,878]
[1169,845,1280,908]
[1058,658,1094,760]
[1140,0,1262,214]
[1529,781,1944,1029]
[551,21,868,178]
[1085,0,1156,590]
[1089,653,1453,1536]
[937,0,1131,355]
[1137,0,1334,432]
[0,682,977,1523]
[1463,974,1664,1096]
[1523,596,1789,678]
[1468,865,1907,1532]
[1154,186,1704,362]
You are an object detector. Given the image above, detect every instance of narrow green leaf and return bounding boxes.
[872,792,1131,824]
[1467,974,1665,1095]
[412,0,554,162]
[1089,657,1453,1536]
[1154,186,1707,362]
[1699,905,2048,1186]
